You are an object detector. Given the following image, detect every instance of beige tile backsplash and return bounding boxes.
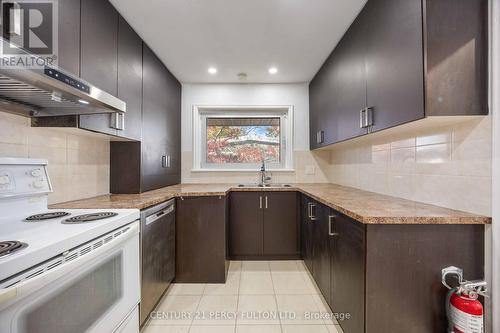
[181,150,331,184]
[325,116,492,215]
[0,112,110,204]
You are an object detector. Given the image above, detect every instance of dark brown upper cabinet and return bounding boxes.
[79,0,119,136]
[110,44,181,194]
[141,44,181,191]
[116,16,143,141]
[56,0,81,76]
[309,0,488,149]
[230,191,299,259]
[364,0,425,132]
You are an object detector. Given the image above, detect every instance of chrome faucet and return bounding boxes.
[259,160,272,187]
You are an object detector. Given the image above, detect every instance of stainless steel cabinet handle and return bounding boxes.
[260,196,263,209]
[360,107,374,128]
[328,215,339,236]
[265,196,268,209]
[308,202,317,221]
[162,155,167,168]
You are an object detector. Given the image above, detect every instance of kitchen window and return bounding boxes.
[193,106,293,171]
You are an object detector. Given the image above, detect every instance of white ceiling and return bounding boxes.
[110,0,367,83]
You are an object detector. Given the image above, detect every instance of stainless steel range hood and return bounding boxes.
[0,39,126,117]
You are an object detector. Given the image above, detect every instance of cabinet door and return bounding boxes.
[312,203,331,301]
[330,214,365,333]
[263,192,299,256]
[365,0,424,132]
[300,195,314,272]
[116,16,142,141]
[141,44,169,191]
[309,69,330,149]
[79,0,118,135]
[176,196,227,283]
[330,12,368,143]
[57,0,80,76]
[163,66,181,181]
[229,192,264,257]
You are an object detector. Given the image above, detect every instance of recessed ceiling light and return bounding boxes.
[78,99,89,105]
[208,67,217,74]
[268,67,278,74]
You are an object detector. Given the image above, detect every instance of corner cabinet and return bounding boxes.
[309,0,488,149]
[230,191,300,259]
[300,194,484,333]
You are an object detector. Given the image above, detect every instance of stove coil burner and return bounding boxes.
[0,241,28,258]
[62,212,118,224]
[24,211,70,222]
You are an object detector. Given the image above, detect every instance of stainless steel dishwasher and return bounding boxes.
[140,199,175,326]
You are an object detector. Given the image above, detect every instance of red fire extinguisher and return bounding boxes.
[442,266,488,333]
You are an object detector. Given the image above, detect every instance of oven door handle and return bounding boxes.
[0,221,139,308]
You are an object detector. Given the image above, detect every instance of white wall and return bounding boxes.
[181,83,330,184]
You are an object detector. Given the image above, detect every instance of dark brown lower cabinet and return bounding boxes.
[329,214,365,333]
[229,192,263,257]
[301,194,484,333]
[312,204,331,301]
[175,196,228,283]
[301,195,314,272]
[263,192,300,256]
[230,191,299,259]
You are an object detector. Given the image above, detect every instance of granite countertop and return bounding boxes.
[52,183,492,225]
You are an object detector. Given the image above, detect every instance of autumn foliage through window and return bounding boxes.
[206,117,280,164]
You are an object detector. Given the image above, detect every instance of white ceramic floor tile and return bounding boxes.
[311,294,338,325]
[237,295,280,325]
[229,261,242,272]
[142,325,190,333]
[204,272,240,295]
[242,261,270,272]
[239,272,274,295]
[275,295,324,325]
[299,271,321,294]
[235,325,282,333]
[282,325,329,333]
[269,260,299,272]
[167,284,206,296]
[153,295,201,326]
[272,272,313,294]
[192,295,238,326]
[189,326,235,333]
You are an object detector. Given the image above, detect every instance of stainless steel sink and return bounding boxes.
[236,184,293,188]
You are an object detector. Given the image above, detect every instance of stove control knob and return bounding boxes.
[33,180,44,189]
[30,169,42,177]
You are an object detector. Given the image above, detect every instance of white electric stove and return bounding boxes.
[0,158,141,333]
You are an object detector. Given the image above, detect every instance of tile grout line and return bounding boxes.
[234,261,242,333]
[268,261,285,333]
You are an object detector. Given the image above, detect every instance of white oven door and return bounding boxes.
[0,221,140,333]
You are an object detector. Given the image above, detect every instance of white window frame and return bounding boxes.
[192,105,294,171]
